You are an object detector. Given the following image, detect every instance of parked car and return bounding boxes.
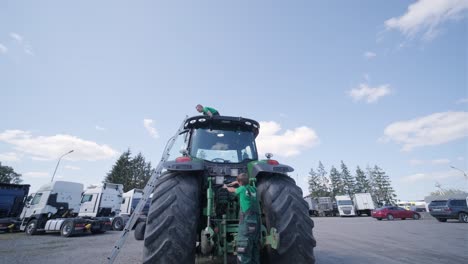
[428,199,468,223]
[371,206,420,221]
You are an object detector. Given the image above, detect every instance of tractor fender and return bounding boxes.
[163,160,204,171]
[249,161,294,178]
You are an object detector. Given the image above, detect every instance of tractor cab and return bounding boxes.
[184,115,259,163]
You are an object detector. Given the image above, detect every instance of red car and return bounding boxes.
[372,206,421,221]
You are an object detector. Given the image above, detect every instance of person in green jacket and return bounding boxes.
[196,104,220,117]
[224,173,260,264]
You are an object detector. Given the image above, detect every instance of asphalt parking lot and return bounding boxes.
[0,214,466,264]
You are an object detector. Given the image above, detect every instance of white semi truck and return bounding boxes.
[335,195,356,216]
[19,181,111,237]
[352,193,375,216]
[79,183,123,217]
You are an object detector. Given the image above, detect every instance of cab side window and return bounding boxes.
[30,193,43,205]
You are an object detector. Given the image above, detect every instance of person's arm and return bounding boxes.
[223,184,236,193]
[227,180,239,187]
[206,110,213,117]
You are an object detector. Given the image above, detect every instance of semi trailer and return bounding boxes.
[0,183,30,232]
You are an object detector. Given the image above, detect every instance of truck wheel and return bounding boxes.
[459,213,468,223]
[25,220,39,236]
[61,221,74,237]
[257,174,316,264]
[134,222,146,240]
[143,171,200,264]
[112,217,124,231]
[387,214,394,221]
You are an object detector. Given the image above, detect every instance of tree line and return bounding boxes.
[308,161,397,206]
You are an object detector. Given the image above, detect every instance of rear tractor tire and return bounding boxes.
[257,174,316,264]
[143,171,201,264]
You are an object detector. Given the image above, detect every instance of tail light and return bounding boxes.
[176,156,191,163]
[444,208,452,212]
[75,223,85,228]
[267,160,279,165]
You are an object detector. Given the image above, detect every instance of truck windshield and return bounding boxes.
[337,200,353,206]
[189,129,258,163]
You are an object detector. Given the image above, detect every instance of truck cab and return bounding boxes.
[19,181,111,237]
[79,183,123,217]
[335,195,356,216]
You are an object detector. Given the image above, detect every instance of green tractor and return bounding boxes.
[143,116,316,264]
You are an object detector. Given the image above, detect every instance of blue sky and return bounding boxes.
[0,0,466,200]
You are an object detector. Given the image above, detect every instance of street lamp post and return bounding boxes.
[450,166,467,179]
[51,150,74,182]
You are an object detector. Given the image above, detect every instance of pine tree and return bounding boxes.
[354,166,370,193]
[372,165,397,206]
[104,150,154,192]
[0,162,22,184]
[105,149,133,191]
[329,166,343,197]
[366,165,378,205]
[340,161,355,197]
[317,161,330,196]
[131,152,155,190]
[309,169,320,197]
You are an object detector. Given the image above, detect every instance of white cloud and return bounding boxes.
[10,33,23,43]
[0,130,118,161]
[256,121,319,157]
[409,158,451,165]
[383,111,468,151]
[385,0,468,40]
[143,119,159,138]
[456,98,468,104]
[0,44,7,54]
[349,83,391,103]
[95,125,105,131]
[9,32,34,55]
[364,51,377,59]
[401,170,462,183]
[64,165,80,170]
[0,152,20,162]
[23,171,50,179]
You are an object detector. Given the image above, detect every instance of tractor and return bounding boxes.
[143,115,316,263]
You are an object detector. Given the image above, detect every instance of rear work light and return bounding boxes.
[267,160,279,165]
[176,156,191,163]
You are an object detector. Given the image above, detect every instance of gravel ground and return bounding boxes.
[0,214,466,264]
